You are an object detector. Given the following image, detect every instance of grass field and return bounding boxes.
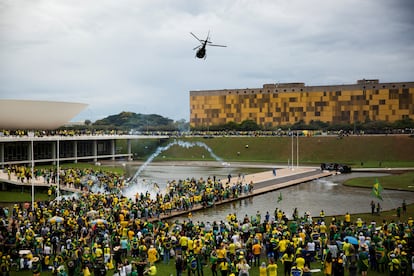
[130,135,414,167]
[344,171,414,191]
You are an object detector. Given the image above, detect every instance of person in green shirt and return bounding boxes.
[210,249,218,276]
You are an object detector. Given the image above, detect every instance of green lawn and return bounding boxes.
[7,251,401,276]
[344,171,414,191]
[135,136,414,167]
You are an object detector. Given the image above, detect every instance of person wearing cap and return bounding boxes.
[256,261,265,276]
[31,256,41,276]
[388,253,400,276]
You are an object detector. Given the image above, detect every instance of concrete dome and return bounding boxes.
[0,99,88,130]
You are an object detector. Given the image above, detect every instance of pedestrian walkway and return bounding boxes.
[0,169,80,193]
[155,167,335,220]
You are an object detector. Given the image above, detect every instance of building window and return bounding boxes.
[389,89,399,100]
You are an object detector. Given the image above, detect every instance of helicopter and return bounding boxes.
[190,31,226,59]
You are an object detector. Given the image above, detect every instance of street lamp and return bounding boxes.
[297,130,299,168]
[291,129,294,170]
[56,137,60,200]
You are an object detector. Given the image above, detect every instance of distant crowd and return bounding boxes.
[2,128,412,139]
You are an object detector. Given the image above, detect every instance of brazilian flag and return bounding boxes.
[371,178,383,200]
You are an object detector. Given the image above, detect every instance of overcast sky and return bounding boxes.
[1,0,413,123]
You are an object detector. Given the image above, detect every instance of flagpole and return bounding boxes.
[296,131,299,168]
[29,131,34,211]
[57,137,60,201]
[291,130,294,170]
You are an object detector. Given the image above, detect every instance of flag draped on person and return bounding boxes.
[371,178,383,200]
[277,192,282,203]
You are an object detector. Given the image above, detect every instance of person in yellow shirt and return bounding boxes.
[278,236,289,260]
[147,245,158,264]
[217,244,227,264]
[295,253,305,270]
[228,242,236,261]
[281,247,295,276]
[179,235,188,252]
[344,212,351,227]
[187,238,194,254]
[252,242,262,267]
[267,258,278,276]
[259,262,267,276]
[144,263,157,275]
[219,260,229,276]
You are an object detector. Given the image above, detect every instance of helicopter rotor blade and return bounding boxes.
[190,32,203,43]
[208,44,227,47]
[193,45,202,50]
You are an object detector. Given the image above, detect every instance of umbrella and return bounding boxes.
[90,219,108,226]
[86,210,99,217]
[344,236,359,245]
[48,216,64,224]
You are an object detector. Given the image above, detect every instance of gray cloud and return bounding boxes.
[1,0,413,123]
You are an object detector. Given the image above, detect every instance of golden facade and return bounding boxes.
[190,80,414,128]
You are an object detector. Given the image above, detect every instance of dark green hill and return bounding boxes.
[131,135,414,167]
[93,111,174,130]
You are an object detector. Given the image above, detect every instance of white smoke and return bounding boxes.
[122,140,224,199]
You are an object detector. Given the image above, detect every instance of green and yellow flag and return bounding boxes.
[277,192,283,203]
[371,178,383,200]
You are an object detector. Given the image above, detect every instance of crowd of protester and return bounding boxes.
[0,168,413,276]
[3,128,412,139]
